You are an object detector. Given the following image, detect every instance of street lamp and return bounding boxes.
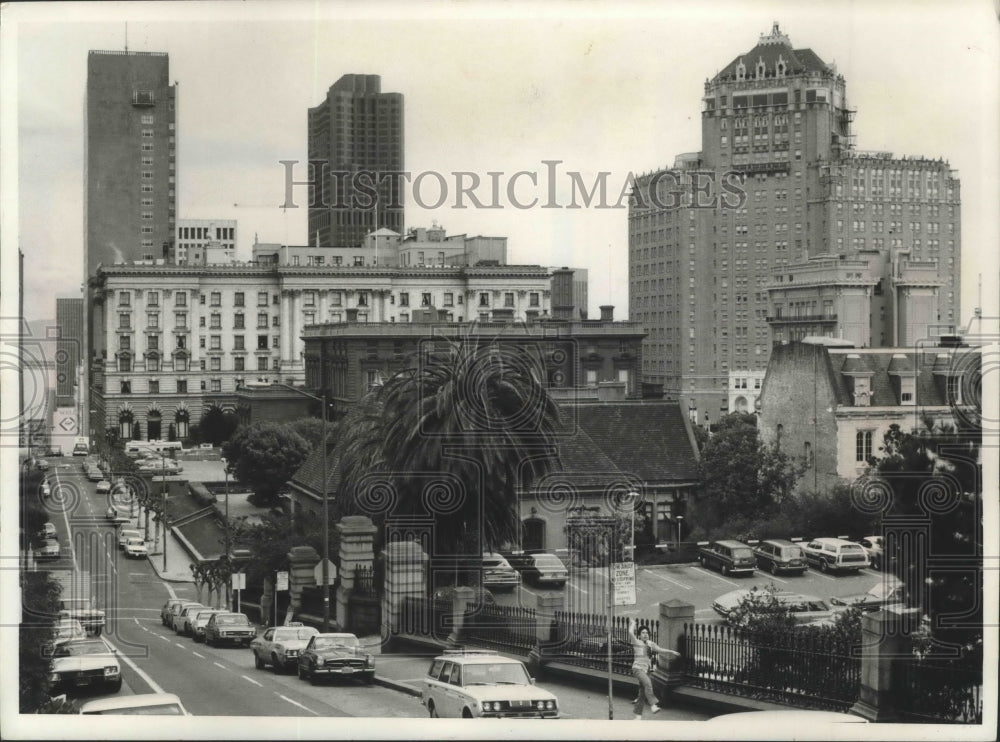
[676,515,684,551]
[161,452,168,573]
[274,383,331,632]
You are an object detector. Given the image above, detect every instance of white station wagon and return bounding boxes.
[422,650,559,719]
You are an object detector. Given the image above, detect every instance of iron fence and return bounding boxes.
[550,611,658,676]
[354,565,377,596]
[892,656,983,723]
[398,596,453,641]
[683,622,860,711]
[462,603,537,656]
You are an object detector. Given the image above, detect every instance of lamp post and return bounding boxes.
[676,515,684,551]
[161,452,168,573]
[274,383,330,632]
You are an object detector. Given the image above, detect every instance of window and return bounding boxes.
[258,313,268,328]
[234,335,244,351]
[353,256,364,266]
[211,379,221,393]
[304,291,316,307]
[210,357,221,371]
[175,355,187,369]
[272,336,279,349]
[529,292,540,307]
[234,313,244,329]
[120,380,131,394]
[234,292,245,307]
[504,292,515,307]
[399,292,409,307]
[257,291,268,306]
[147,355,159,372]
[272,316,279,327]
[443,292,454,307]
[234,356,245,371]
[149,380,159,395]
[199,317,206,328]
[258,335,268,350]
[479,293,490,307]
[119,313,131,330]
[210,313,221,330]
[119,292,131,307]
[357,292,368,307]
[257,357,269,371]
[210,292,221,307]
[147,335,159,351]
[175,292,187,307]
[176,380,187,394]
[856,430,874,463]
[422,293,432,307]
[304,311,315,325]
[147,313,159,329]
[147,291,159,307]
[210,336,221,351]
[331,292,342,306]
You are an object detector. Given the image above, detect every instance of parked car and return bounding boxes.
[422,649,559,719]
[188,608,227,642]
[50,618,87,649]
[296,632,375,684]
[167,602,205,633]
[857,536,885,569]
[504,551,569,587]
[558,634,633,664]
[105,507,129,525]
[829,578,906,613]
[698,540,756,576]
[480,553,520,591]
[123,537,148,559]
[36,458,50,471]
[48,637,122,694]
[86,467,103,482]
[160,598,187,626]
[713,588,837,625]
[802,537,870,574]
[117,527,143,549]
[41,480,51,497]
[59,597,105,635]
[203,612,256,647]
[251,622,320,673]
[37,522,58,541]
[34,537,61,561]
[80,693,190,715]
[752,539,808,576]
[96,480,112,495]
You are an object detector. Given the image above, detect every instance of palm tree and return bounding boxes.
[338,335,562,558]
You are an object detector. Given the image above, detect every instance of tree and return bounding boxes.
[338,337,562,558]
[695,412,802,531]
[199,407,239,446]
[20,571,61,712]
[222,422,312,508]
[871,422,982,663]
[285,417,337,451]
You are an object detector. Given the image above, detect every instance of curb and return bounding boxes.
[373,674,422,698]
[146,555,195,583]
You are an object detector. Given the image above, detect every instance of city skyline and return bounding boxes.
[4,1,998,337]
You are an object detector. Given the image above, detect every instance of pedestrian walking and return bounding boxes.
[628,617,679,720]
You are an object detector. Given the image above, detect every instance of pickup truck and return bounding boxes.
[59,597,106,636]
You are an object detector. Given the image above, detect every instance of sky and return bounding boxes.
[3,0,998,332]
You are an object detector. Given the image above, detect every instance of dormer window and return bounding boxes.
[735,60,746,81]
[756,58,767,79]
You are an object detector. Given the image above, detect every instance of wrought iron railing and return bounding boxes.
[398,596,453,642]
[549,611,658,676]
[353,565,377,596]
[892,656,983,724]
[462,603,537,656]
[683,622,860,711]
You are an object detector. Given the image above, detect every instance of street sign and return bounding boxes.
[231,572,246,591]
[275,571,289,592]
[611,561,636,606]
[313,559,337,586]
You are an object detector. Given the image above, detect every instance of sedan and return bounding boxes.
[204,612,256,647]
[188,608,227,642]
[160,599,187,626]
[752,539,808,576]
[34,538,61,561]
[96,480,112,495]
[105,507,130,525]
[117,527,143,549]
[829,578,905,613]
[167,601,205,632]
[123,537,148,559]
[519,552,569,587]
[48,637,122,695]
[713,588,836,625]
[37,522,58,541]
[251,623,320,673]
[297,633,375,685]
[857,536,885,570]
[173,603,208,636]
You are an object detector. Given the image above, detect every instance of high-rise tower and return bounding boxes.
[308,74,404,248]
[629,24,960,426]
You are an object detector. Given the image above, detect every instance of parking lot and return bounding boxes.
[493,560,894,623]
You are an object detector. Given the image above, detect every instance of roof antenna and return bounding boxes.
[124,23,128,53]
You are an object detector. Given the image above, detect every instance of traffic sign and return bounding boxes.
[231,572,246,591]
[275,571,289,592]
[611,561,636,606]
[313,559,337,586]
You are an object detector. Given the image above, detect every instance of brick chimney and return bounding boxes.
[599,305,614,321]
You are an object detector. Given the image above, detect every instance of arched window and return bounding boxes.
[147,410,162,441]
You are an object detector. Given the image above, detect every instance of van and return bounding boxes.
[698,540,756,576]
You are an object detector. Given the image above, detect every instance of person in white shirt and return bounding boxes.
[628,617,680,720]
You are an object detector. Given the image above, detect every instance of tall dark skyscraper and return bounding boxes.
[55,297,84,408]
[85,49,176,436]
[629,24,960,425]
[85,50,176,276]
[308,74,404,248]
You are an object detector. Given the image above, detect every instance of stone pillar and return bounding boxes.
[381,540,428,647]
[851,608,921,722]
[527,591,565,675]
[335,516,376,631]
[445,586,476,647]
[653,599,694,689]
[287,545,320,626]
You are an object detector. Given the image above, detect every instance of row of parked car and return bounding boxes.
[159,599,377,684]
[697,536,884,577]
[479,551,571,592]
